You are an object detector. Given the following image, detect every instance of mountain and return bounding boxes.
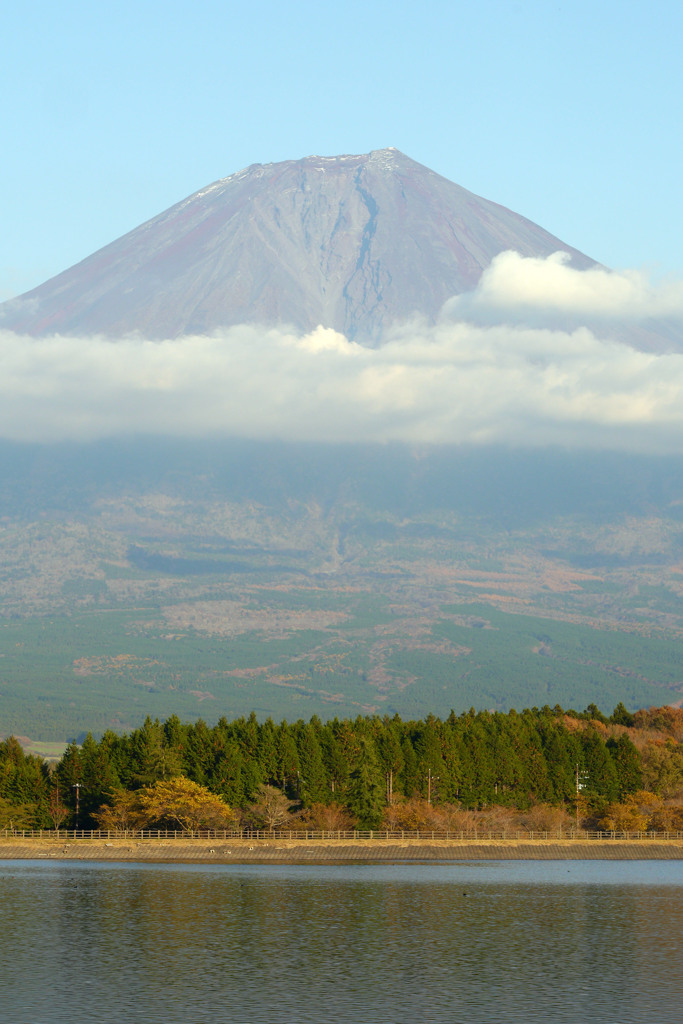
[0,148,595,342]
[2,434,683,741]
[2,149,683,739]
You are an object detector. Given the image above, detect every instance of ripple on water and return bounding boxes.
[1,860,682,1023]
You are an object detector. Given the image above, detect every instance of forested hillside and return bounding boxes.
[3,442,683,741]
[2,704,682,832]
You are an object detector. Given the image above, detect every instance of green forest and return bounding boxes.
[2,703,682,833]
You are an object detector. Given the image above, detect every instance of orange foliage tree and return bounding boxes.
[95,777,236,832]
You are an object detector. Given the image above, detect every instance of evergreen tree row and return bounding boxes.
[1,702,655,829]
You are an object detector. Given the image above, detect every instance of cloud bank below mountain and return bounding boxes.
[2,254,683,452]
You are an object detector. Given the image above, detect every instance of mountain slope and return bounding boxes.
[0,149,595,341]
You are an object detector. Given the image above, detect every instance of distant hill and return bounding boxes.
[0,148,595,342]
[1,436,683,741]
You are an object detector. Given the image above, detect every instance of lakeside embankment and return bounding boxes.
[2,836,683,862]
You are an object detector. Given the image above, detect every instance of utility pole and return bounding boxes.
[386,769,393,805]
[72,783,82,830]
[575,764,580,830]
[426,768,439,805]
[575,764,588,830]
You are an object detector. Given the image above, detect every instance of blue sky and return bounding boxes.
[2,0,682,300]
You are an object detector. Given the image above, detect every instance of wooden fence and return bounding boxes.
[2,828,682,841]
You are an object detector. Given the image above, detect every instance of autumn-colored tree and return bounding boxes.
[647,802,683,831]
[46,787,70,830]
[137,777,236,832]
[595,790,662,831]
[93,789,147,832]
[294,801,355,831]
[469,804,522,831]
[597,803,648,831]
[431,803,480,832]
[382,797,443,830]
[640,742,683,798]
[517,803,574,832]
[244,785,296,830]
[94,777,236,832]
[634,707,683,742]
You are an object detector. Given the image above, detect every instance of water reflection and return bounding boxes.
[1,861,681,1023]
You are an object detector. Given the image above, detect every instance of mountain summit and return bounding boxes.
[1,149,594,341]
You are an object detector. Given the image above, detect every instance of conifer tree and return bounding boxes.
[610,702,635,728]
[0,736,49,809]
[319,723,348,797]
[275,723,301,796]
[607,734,642,797]
[414,717,446,802]
[399,734,420,797]
[438,724,463,803]
[182,720,214,786]
[256,718,280,785]
[538,722,579,803]
[211,740,246,807]
[347,737,384,828]
[375,719,405,803]
[78,732,120,822]
[295,723,328,805]
[128,717,182,787]
[582,731,619,801]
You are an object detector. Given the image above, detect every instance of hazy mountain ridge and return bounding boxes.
[1,438,683,740]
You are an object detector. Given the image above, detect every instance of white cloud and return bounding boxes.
[2,255,683,452]
[0,320,681,453]
[445,250,683,322]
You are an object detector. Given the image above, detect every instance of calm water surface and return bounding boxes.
[0,860,681,1023]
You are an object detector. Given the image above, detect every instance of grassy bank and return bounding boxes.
[2,835,683,862]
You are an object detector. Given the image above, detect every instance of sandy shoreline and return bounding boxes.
[2,837,683,862]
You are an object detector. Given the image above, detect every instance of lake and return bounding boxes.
[1,860,681,1023]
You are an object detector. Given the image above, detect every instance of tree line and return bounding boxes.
[1,702,682,832]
